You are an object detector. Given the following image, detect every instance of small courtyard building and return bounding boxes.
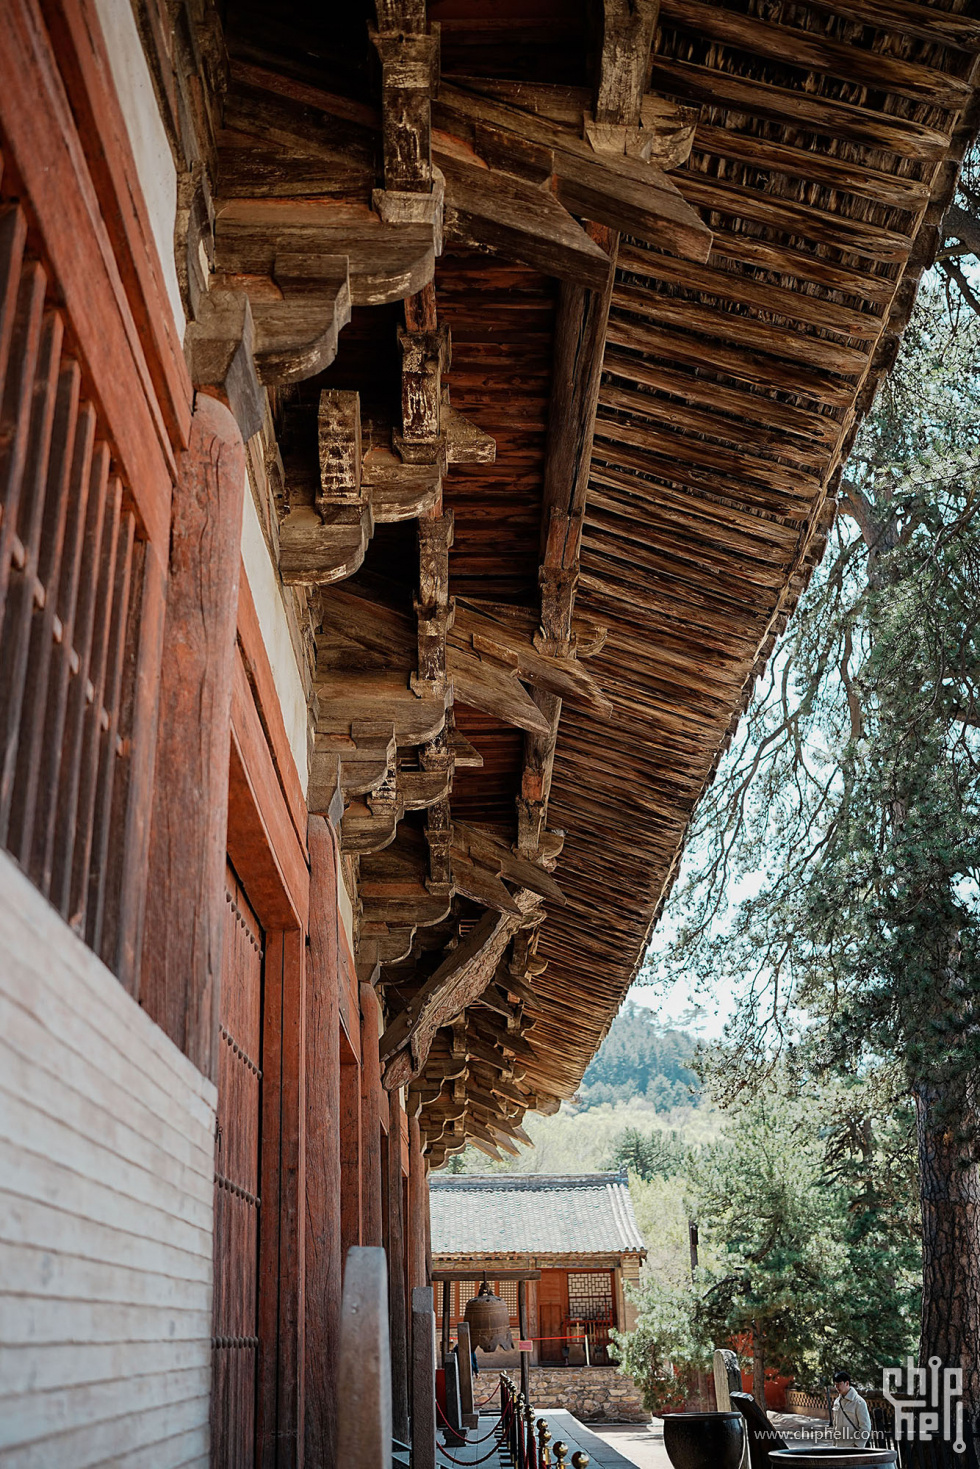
[430,1172,646,1370]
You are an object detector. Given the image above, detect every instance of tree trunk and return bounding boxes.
[752,1330,767,1416]
[916,1083,980,1430]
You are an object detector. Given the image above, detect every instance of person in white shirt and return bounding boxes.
[832,1370,873,1449]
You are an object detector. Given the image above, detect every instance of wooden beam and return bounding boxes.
[616,244,885,343]
[379,896,540,1089]
[450,77,693,157]
[690,124,931,212]
[593,0,660,128]
[605,313,858,410]
[672,171,912,264]
[450,599,612,713]
[657,0,973,110]
[451,820,565,905]
[434,84,712,262]
[646,57,953,158]
[438,149,614,291]
[214,200,436,306]
[792,0,980,51]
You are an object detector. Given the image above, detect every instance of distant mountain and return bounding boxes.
[577,1001,700,1111]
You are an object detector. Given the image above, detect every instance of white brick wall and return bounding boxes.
[0,851,217,1467]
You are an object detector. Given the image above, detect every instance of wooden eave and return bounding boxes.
[208,0,980,1164]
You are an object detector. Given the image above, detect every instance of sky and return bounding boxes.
[630,973,734,1040]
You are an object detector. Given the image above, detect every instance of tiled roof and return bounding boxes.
[429,1173,646,1257]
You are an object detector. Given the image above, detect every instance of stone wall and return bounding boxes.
[530,1367,649,1424]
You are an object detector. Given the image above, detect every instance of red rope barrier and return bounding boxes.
[437,1392,514,1451]
[437,1405,512,1469]
[437,1439,507,1466]
[437,1398,511,1446]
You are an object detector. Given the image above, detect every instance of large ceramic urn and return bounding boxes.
[664,1411,747,1469]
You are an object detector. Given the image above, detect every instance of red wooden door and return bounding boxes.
[537,1270,567,1364]
[211,865,264,1466]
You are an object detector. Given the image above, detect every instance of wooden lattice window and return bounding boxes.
[566,1271,614,1322]
[0,187,158,983]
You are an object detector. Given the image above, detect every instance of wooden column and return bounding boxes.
[518,1280,529,1403]
[340,1039,363,1261]
[408,1113,428,1293]
[305,815,343,1468]
[441,1281,451,1364]
[259,926,308,1468]
[385,1088,410,1441]
[412,1285,437,1469]
[456,1321,476,1428]
[139,392,245,1077]
[359,982,384,1246]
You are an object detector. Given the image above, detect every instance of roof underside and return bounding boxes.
[441,0,980,1103]
[218,0,980,1163]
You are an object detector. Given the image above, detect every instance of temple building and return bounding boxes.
[1,0,977,1464]
[430,1172,650,1422]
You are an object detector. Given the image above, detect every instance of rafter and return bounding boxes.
[379,893,540,1089]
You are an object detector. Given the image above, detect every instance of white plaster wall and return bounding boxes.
[92,0,185,334]
[241,480,311,795]
[0,852,216,1468]
[338,862,356,958]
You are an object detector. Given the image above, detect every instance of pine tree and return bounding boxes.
[647,282,980,1423]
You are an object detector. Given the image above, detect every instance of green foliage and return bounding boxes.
[436,1099,717,1176]
[578,1002,700,1112]
[608,1126,687,1181]
[689,1073,920,1386]
[645,278,980,1145]
[611,1275,709,1413]
[615,1069,920,1408]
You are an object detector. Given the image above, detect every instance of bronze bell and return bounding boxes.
[463,1281,514,1352]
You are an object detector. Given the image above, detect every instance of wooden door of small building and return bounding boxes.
[537,1271,567,1364]
[211,864,265,1466]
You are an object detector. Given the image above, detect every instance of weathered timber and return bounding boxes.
[456,76,698,166]
[434,84,713,261]
[372,27,438,194]
[658,0,974,109]
[313,675,448,798]
[412,1286,437,1469]
[305,816,343,1468]
[672,172,912,263]
[139,397,245,1077]
[437,150,613,291]
[183,291,264,442]
[451,820,565,904]
[596,0,659,124]
[337,1248,392,1469]
[616,245,885,342]
[793,0,980,50]
[214,200,436,305]
[360,983,384,1246]
[646,58,953,157]
[384,1092,410,1439]
[450,599,611,712]
[690,124,932,211]
[380,894,540,1089]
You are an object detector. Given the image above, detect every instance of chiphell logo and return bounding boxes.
[882,1359,966,1452]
